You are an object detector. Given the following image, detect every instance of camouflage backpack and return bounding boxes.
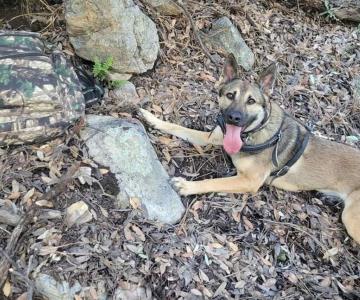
[0,31,87,146]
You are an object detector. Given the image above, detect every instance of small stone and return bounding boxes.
[81,115,185,224]
[142,0,182,16]
[345,135,359,144]
[204,17,255,71]
[112,81,140,106]
[35,274,82,300]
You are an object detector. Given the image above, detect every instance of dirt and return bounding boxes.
[1,0,360,299]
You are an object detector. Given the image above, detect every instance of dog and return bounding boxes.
[139,55,360,244]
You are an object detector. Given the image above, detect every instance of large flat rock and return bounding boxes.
[81,115,185,224]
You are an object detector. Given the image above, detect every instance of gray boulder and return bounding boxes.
[65,0,160,75]
[204,17,254,71]
[81,115,185,224]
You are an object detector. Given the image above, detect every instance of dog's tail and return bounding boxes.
[342,190,360,244]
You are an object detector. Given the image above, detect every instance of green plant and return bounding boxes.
[320,0,339,21]
[92,56,114,81]
[92,57,124,89]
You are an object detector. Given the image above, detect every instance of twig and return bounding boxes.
[173,0,220,68]
[0,214,29,288]
[0,249,34,300]
[42,162,81,201]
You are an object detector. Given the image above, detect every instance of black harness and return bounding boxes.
[216,112,312,180]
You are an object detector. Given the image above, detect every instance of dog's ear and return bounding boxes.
[222,54,238,83]
[259,63,277,96]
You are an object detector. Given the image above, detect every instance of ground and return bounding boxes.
[0,0,360,299]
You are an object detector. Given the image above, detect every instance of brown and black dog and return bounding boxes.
[140,55,360,244]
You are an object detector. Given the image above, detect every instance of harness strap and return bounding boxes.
[270,128,311,179]
[241,130,282,153]
[215,111,312,180]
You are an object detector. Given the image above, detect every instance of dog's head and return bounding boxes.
[217,55,277,154]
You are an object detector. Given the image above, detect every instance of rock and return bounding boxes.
[0,209,20,226]
[111,81,141,106]
[108,72,132,82]
[65,0,160,75]
[142,0,182,16]
[35,274,82,300]
[204,17,255,71]
[65,201,93,228]
[81,115,185,224]
[352,75,360,105]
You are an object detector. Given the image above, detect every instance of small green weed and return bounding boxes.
[92,57,114,81]
[319,0,339,21]
[92,57,125,89]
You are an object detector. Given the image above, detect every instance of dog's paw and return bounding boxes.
[170,177,193,196]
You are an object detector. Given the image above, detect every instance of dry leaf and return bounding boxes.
[35,200,54,208]
[131,224,146,242]
[124,224,135,241]
[213,281,227,297]
[23,188,35,203]
[323,247,339,260]
[99,168,109,175]
[3,280,11,297]
[242,216,254,230]
[16,293,28,300]
[235,280,246,289]
[65,201,93,228]
[286,272,299,284]
[129,197,141,210]
[39,245,59,256]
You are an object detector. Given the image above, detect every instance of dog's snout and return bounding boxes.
[225,110,243,125]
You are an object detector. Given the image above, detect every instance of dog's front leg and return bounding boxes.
[140,109,223,146]
[171,173,266,196]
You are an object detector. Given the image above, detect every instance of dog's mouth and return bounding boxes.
[223,124,243,155]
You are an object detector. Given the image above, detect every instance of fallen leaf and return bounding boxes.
[131,224,146,241]
[35,200,54,208]
[3,280,11,297]
[65,201,93,228]
[323,247,339,260]
[129,197,141,210]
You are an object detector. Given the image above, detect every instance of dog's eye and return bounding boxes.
[247,96,256,105]
[226,92,236,100]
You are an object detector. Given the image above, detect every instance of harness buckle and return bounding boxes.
[274,166,289,178]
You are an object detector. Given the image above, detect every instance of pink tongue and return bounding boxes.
[223,124,243,155]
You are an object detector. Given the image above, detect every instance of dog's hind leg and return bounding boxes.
[342,190,360,244]
[140,109,223,146]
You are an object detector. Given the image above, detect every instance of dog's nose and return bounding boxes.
[225,110,243,125]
